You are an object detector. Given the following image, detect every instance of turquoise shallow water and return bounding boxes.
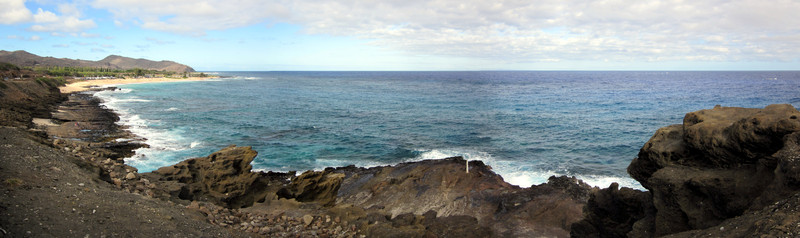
[93,71,800,189]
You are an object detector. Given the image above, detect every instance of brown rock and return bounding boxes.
[149,145,271,208]
[622,104,800,236]
[277,170,345,206]
[334,157,591,237]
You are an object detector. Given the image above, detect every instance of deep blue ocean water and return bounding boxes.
[93,71,800,189]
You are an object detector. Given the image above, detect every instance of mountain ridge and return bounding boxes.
[0,50,195,73]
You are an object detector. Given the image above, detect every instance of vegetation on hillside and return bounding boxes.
[2,61,211,87]
[30,66,177,78]
[34,77,67,87]
[0,62,20,71]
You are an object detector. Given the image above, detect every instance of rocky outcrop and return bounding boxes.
[576,104,800,237]
[148,145,283,209]
[666,190,800,237]
[142,147,594,237]
[277,169,345,206]
[332,157,594,237]
[0,77,65,128]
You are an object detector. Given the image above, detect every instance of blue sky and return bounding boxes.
[1,0,799,71]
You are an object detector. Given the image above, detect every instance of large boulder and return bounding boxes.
[276,169,345,206]
[624,104,800,236]
[149,145,273,208]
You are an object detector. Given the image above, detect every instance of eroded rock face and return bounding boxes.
[334,157,593,237]
[624,104,800,236]
[277,169,345,206]
[335,157,514,219]
[150,145,273,208]
[147,147,594,237]
[0,79,65,128]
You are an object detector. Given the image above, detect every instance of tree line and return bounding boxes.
[27,66,177,78]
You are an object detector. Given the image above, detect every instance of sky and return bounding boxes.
[1,0,799,71]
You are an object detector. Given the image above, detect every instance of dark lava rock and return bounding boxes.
[0,78,65,128]
[570,183,654,238]
[577,104,800,237]
[333,157,593,237]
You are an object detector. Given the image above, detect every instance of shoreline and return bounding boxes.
[3,74,800,236]
[59,76,216,94]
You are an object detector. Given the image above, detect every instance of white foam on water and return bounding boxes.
[405,148,646,191]
[499,169,645,190]
[190,141,202,148]
[92,88,196,171]
[116,88,133,93]
[408,148,494,163]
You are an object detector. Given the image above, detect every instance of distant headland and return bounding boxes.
[0,50,195,73]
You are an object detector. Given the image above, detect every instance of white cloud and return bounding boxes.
[12,3,99,33]
[7,34,41,41]
[33,8,59,23]
[91,0,800,64]
[0,0,32,24]
[1,1,96,33]
[30,12,96,32]
[80,32,100,38]
[92,0,289,35]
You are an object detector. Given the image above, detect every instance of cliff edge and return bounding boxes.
[573,104,800,237]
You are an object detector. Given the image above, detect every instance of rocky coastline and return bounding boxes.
[3,78,800,237]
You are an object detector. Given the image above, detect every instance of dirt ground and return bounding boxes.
[0,127,249,238]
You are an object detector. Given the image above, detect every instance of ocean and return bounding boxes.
[93,71,800,190]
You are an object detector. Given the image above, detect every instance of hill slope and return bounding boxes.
[0,50,195,73]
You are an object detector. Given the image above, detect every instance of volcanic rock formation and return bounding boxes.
[573,104,800,237]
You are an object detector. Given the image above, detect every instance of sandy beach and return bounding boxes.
[59,76,214,93]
